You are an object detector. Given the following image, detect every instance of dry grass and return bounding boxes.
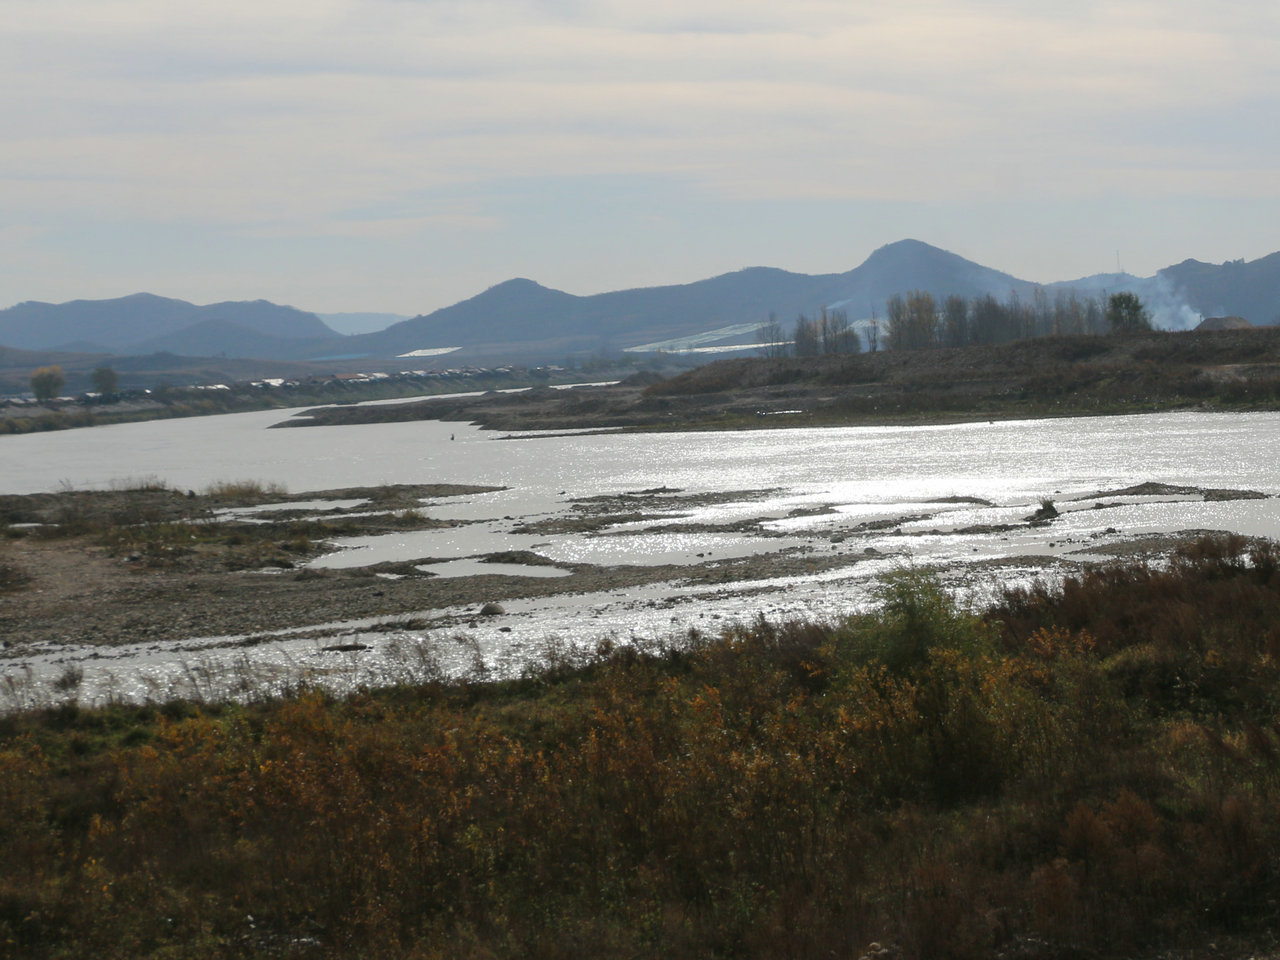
[202,479,288,500]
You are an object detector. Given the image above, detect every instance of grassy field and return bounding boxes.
[3,535,1280,958]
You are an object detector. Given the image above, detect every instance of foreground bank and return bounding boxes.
[3,537,1279,959]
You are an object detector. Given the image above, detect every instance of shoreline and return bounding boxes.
[3,471,1273,711]
[279,329,1280,434]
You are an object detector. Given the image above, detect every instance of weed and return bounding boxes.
[51,666,83,693]
[202,479,287,500]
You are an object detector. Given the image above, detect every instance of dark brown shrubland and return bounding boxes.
[3,537,1280,958]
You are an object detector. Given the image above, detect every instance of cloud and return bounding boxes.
[1,1,1278,308]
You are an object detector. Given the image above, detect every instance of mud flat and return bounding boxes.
[2,475,1274,710]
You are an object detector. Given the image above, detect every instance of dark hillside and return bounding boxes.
[0,293,337,355]
[1160,252,1280,325]
[653,326,1280,394]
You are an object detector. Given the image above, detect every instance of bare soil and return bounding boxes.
[0,483,877,650]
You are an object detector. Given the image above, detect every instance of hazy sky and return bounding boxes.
[2,0,1277,315]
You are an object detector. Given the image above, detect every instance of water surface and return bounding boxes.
[3,408,1278,708]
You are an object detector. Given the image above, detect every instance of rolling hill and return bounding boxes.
[0,293,339,360]
[342,239,1040,360]
[2,241,1278,371]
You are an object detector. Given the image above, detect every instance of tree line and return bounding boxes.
[759,290,1153,357]
[27,365,118,401]
[756,308,862,358]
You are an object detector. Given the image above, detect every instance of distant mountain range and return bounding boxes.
[341,240,1280,362]
[317,312,412,336]
[0,293,339,361]
[2,241,1278,368]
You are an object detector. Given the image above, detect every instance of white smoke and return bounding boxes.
[1050,273,1203,331]
[1141,274,1203,331]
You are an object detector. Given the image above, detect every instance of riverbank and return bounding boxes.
[4,538,1280,959]
[280,327,1280,433]
[0,362,659,435]
[4,472,1269,654]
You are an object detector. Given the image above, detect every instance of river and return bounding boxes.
[3,403,1278,708]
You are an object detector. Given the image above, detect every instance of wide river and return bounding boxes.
[3,402,1279,707]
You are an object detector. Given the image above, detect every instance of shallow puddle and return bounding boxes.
[417,559,574,578]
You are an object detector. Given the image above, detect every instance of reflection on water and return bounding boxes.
[3,409,1280,708]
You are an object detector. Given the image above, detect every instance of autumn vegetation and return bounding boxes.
[2,535,1280,958]
[28,365,65,402]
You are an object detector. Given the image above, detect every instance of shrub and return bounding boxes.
[29,365,65,401]
[202,479,287,500]
[846,567,991,673]
[7,544,1280,958]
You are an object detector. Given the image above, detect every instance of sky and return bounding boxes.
[2,0,1278,316]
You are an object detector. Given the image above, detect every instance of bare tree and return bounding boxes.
[889,292,938,350]
[942,295,968,348]
[792,314,819,357]
[818,308,859,355]
[756,313,788,359]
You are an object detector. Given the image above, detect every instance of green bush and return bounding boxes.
[846,567,991,673]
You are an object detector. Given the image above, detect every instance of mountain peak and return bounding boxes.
[864,239,959,264]
[484,278,549,294]
[874,238,940,253]
[464,278,577,309]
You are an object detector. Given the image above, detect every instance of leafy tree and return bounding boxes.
[91,366,119,395]
[30,365,65,401]
[1107,292,1153,332]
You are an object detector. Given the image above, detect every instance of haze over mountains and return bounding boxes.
[0,293,339,361]
[3,241,1278,369]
